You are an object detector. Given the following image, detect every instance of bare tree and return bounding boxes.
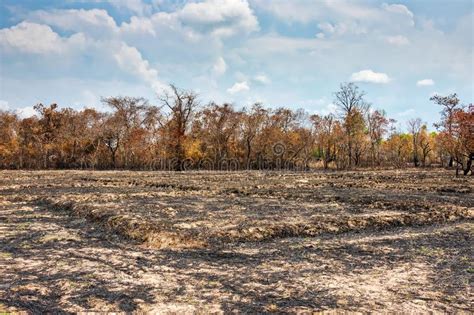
[198,103,240,164]
[159,84,199,170]
[101,96,150,168]
[334,83,368,168]
[241,103,268,169]
[407,118,423,167]
[431,93,460,167]
[101,115,122,168]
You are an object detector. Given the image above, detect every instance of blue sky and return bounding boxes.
[0,0,472,129]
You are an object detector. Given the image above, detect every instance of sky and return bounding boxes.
[0,0,472,129]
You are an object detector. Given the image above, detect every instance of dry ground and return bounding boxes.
[0,169,472,313]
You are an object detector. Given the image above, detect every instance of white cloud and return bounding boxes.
[28,9,118,37]
[252,0,379,23]
[121,15,157,36]
[381,3,415,27]
[227,81,249,94]
[121,0,259,39]
[350,70,391,84]
[254,74,270,84]
[178,0,259,37]
[0,0,471,128]
[0,100,9,111]
[318,21,367,37]
[386,35,409,46]
[0,22,86,54]
[254,1,415,37]
[16,106,36,118]
[114,43,166,92]
[382,3,414,19]
[212,57,227,76]
[417,79,435,86]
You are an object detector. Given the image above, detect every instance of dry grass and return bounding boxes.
[14,169,471,248]
[0,169,472,313]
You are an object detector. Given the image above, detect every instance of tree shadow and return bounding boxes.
[0,203,156,313]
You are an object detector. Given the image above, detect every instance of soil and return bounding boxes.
[0,169,472,313]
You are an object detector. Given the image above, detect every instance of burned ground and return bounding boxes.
[0,169,472,313]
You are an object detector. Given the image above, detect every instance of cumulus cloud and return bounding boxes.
[227,81,249,94]
[28,9,118,37]
[121,15,157,36]
[254,0,415,38]
[121,0,259,39]
[114,43,166,92]
[350,70,391,84]
[178,0,259,37]
[0,0,471,127]
[212,57,227,76]
[0,22,86,54]
[417,79,435,86]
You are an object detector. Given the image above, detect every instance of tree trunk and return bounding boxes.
[111,151,116,169]
[464,153,473,175]
[245,138,252,170]
[347,137,352,168]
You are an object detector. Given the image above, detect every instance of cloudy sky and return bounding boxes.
[0,0,472,127]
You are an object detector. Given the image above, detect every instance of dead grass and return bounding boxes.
[29,169,472,248]
[0,169,472,313]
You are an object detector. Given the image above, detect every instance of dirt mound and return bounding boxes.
[40,198,472,248]
[41,199,206,249]
[216,207,472,243]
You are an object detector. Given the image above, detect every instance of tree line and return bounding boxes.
[0,83,472,174]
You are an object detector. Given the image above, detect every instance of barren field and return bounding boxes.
[0,169,473,313]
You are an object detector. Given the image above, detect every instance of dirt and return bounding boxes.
[0,169,472,313]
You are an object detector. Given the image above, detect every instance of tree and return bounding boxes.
[0,111,19,168]
[197,103,240,164]
[451,105,473,175]
[3,85,459,172]
[419,126,434,167]
[311,114,339,169]
[241,103,268,169]
[101,96,150,168]
[366,110,389,167]
[159,84,199,170]
[407,118,423,167]
[101,115,122,168]
[34,103,64,168]
[334,82,368,168]
[431,93,460,167]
